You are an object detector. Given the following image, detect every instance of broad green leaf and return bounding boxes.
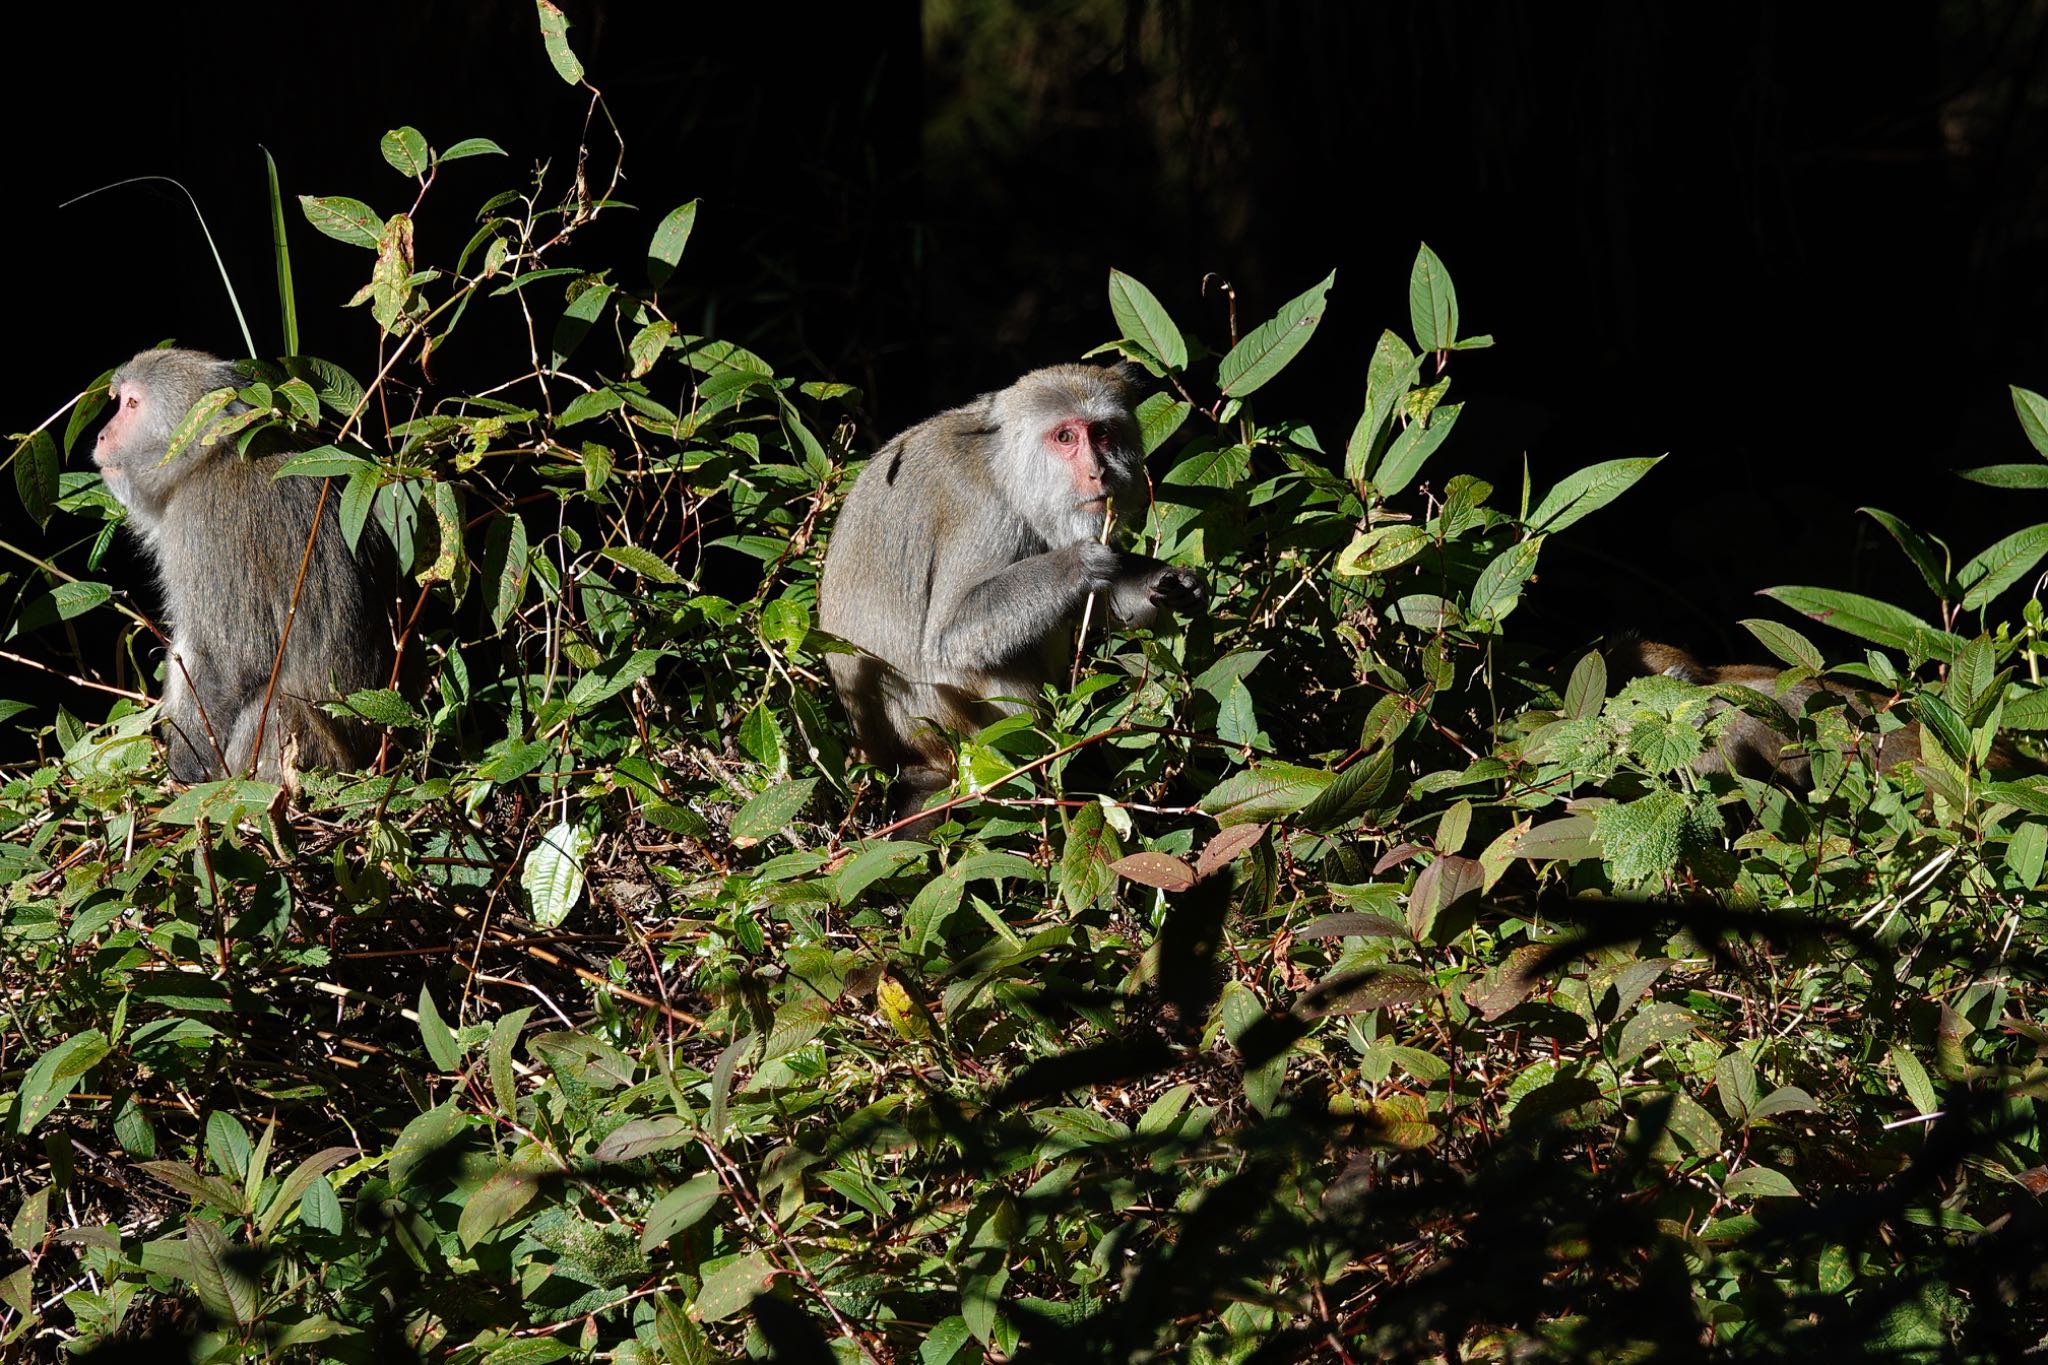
[1059,801,1118,911]
[1514,815,1601,864]
[481,512,530,632]
[1198,761,1333,826]
[1761,586,1963,660]
[1957,523,2048,612]
[14,430,56,527]
[1526,457,1662,534]
[1108,269,1187,371]
[1296,748,1394,832]
[1738,618,1824,672]
[694,1253,773,1323]
[600,543,683,584]
[1334,525,1430,576]
[1564,649,1607,721]
[1467,534,1544,625]
[1722,1165,1799,1200]
[1891,1046,1938,1115]
[1218,270,1335,398]
[380,126,430,177]
[647,200,700,289]
[299,195,381,249]
[388,1103,464,1191]
[730,778,817,843]
[12,581,111,635]
[417,988,461,1072]
[1408,242,1458,350]
[521,821,593,928]
[641,1172,723,1252]
[536,0,586,83]
[273,446,376,479]
[1135,391,1191,454]
[16,1031,110,1135]
[457,1164,539,1248]
[440,137,507,163]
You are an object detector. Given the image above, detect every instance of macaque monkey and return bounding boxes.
[94,348,394,782]
[1604,638,1923,787]
[820,363,1205,820]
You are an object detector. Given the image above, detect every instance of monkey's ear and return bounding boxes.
[1100,359,1152,400]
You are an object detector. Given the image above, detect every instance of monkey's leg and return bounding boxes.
[159,654,227,782]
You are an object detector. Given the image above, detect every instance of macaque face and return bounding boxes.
[1043,416,1124,507]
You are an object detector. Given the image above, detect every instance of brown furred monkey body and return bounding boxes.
[819,364,1204,820]
[1605,639,1921,787]
[94,348,394,782]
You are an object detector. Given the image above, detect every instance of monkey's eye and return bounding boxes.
[1055,428,1078,446]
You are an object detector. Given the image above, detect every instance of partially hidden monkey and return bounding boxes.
[819,363,1205,821]
[1600,638,2036,788]
[94,348,395,782]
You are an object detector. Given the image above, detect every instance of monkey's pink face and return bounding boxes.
[1044,418,1119,505]
[94,379,140,483]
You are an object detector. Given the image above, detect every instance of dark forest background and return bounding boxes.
[8,0,2048,665]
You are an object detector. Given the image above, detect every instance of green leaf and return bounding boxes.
[1134,391,1191,454]
[1722,1165,1799,1200]
[1761,586,1963,660]
[1956,463,2048,489]
[1564,649,1607,721]
[389,1103,465,1191]
[299,195,381,249]
[694,1253,773,1323]
[16,1031,109,1135]
[481,512,531,632]
[647,200,700,289]
[457,1164,539,1249]
[1059,801,1118,912]
[1217,270,1335,398]
[1371,402,1462,499]
[1957,523,2048,612]
[1295,749,1394,832]
[1467,534,1544,625]
[1738,618,1824,672]
[1595,791,1687,885]
[12,582,112,635]
[1107,269,1187,371]
[1408,242,1459,351]
[1860,507,1953,598]
[264,148,298,356]
[640,1172,723,1252]
[2012,385,2048,459]
[1345,330,1422,483]
[600,543,683,584]
[536,0,586,84]
[14,431,57,527]
[380,126,430,177]
[272,446,376,479]
[731,778,818,843]
[417,987,461,1072]
[1334,525,1429,576]
[1891,1045,1938,1116]
[440,137,507,163]
[521,821,593,928]
[1526,457,1661,534]
[1198,761,1333,826]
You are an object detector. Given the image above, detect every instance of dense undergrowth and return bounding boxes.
[4,19,2048,1365]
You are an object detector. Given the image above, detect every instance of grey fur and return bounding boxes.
[94,348,394,782]
[819,364,1204,817]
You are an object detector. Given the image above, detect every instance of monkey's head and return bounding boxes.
[94,348,245,525]
[991,364,1148,545]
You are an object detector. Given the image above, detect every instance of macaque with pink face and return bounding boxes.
[820,364,1205,820]
[94,347,393,782]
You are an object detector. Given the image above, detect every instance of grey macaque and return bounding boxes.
[93,347,394,781]
[819,363,1205,820]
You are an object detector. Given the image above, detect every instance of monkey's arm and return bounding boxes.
[922,540,1105,674]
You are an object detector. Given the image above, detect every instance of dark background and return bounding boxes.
[8,1,2048,663]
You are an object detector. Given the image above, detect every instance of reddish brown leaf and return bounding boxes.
[1108,851,1198,892]
[1193,822,1267,881]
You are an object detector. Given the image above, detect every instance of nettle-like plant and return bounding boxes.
[3,11,2047,1363]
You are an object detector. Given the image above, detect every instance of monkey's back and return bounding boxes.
[155,450,394,769]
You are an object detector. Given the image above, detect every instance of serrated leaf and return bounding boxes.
[1595,791,1687,886]
[1198,761,1333,826]
[1218,271,1335,398]
[521,821,593,928]
[1296,748,1393,832]
[647,200,700,290]
[1108,269,1187,371]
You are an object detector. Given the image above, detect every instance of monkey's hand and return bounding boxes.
[1145,565,1205,616]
